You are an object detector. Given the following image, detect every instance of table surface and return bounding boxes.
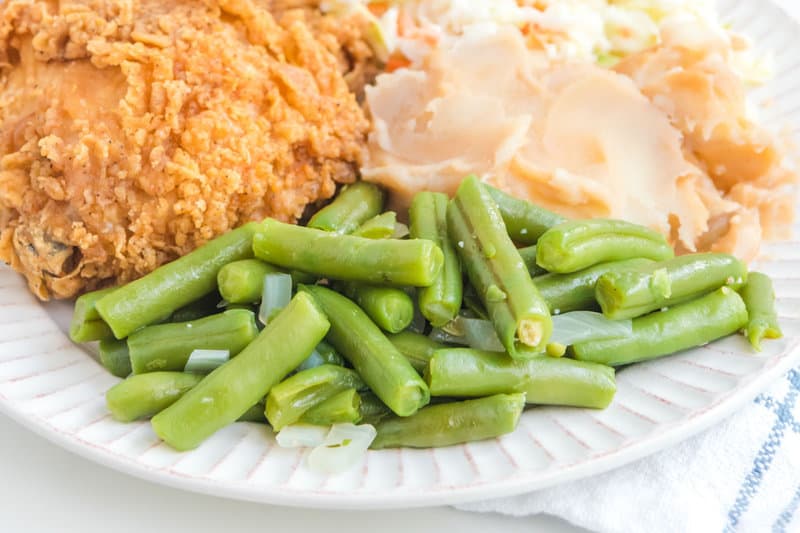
[0,413,586,532]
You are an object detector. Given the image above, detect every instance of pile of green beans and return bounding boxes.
[67,177,782,455]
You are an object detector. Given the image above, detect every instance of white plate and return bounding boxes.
[1,0,799,510]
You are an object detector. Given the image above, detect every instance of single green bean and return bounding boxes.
[352,212,398,239]
[572,286,748,366]
[70,287,116,342]
[409,192,463,327]
[253,219,443,287]
[448,176,552,357]
[308,182,385,234]
[426,348,616,409]
[217,259,283,304]
[518,246,546,277]
[238,402,268,423]
[534,258,655,314]
[484,184,566,245]
[536,219,674,274]
[387,331,446,374]
[128,309,258,374]
[152,292,330,450]
[596,253,748,320]
[300,388,362,425]
[339,282,414,333]
[99,338,132,378]
[301,285,430,417]
[97,223,260,338]
[740,272,783,351]
[169,291,224,322]
[265,365,365,430]
[370,393,525,449]
[106,372,203,422]
[358,392,393,425]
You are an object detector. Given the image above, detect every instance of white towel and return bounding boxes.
[458,368,800,532]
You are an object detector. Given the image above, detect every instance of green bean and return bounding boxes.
[572,286,748,366]
[128,309,258,374]
[370,393,525,449]
[300,389,362,425]
[358,392,393,425]
[596,253,748,320]
[99,338,132,378]
[740,272,783,351]
[352,212,398,239]
[169,291,223,322]
[308,182,385,234]
[106,372,203,422]
[484,184,566,245]
[409,192,463,327]
[265,365,365,430]
[426,348,615,409]
[296,341,346,372]
[69,287,116,343]
[97,223,260,338]
[301,285,430,417]
[534,258,655,314]
[387,331,446,374]
[217,259,283,304]
[238,402,267,423]
[448,176,552,357]
[151,292,330,450]
[536,219,674,274]
[253,219,443,287]
[518,246,546,277]
[339,282,414,333]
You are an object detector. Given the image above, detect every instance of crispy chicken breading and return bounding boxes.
[0,0,371,299]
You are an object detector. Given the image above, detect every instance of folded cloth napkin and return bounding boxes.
[458,367,800,532]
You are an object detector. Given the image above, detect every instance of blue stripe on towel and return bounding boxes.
[772,484,800,533]
[724,370,800,532]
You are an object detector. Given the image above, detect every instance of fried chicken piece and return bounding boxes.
[0,0,370,299]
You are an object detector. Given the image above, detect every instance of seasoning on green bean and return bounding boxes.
[387,331,446,374]
[572,286,748,366]
[253,219,444,287]
[301,285,430,417]
[534,258,655,314]
[339,282,414,333]
[352,212,398,239]
[300,388,362,425]
[426,348,616,409]
[307,182,385,234]
[128,309,258,374]
[265,365,365,430]
[595,253,748,320]
[536,219,674,274]
[69,287,116,343]
[448,176,552,357]
[217,259,283,304]
[484,184,566,245]
[370,393,526,449]
[99,338,132,378]
[96,222,260,339]
[409,192,463,327]
[152,292,330,451]
[106,372,203,423]
[739,272,783,351]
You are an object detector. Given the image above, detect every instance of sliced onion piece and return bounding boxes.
[307,423,377,475]
[184,349,230,374]
[258,272,293,325]
[276,424,330,449]
[550,311,632,346]
[392,222,410,239]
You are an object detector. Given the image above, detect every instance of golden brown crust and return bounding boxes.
[0,0,370,299]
